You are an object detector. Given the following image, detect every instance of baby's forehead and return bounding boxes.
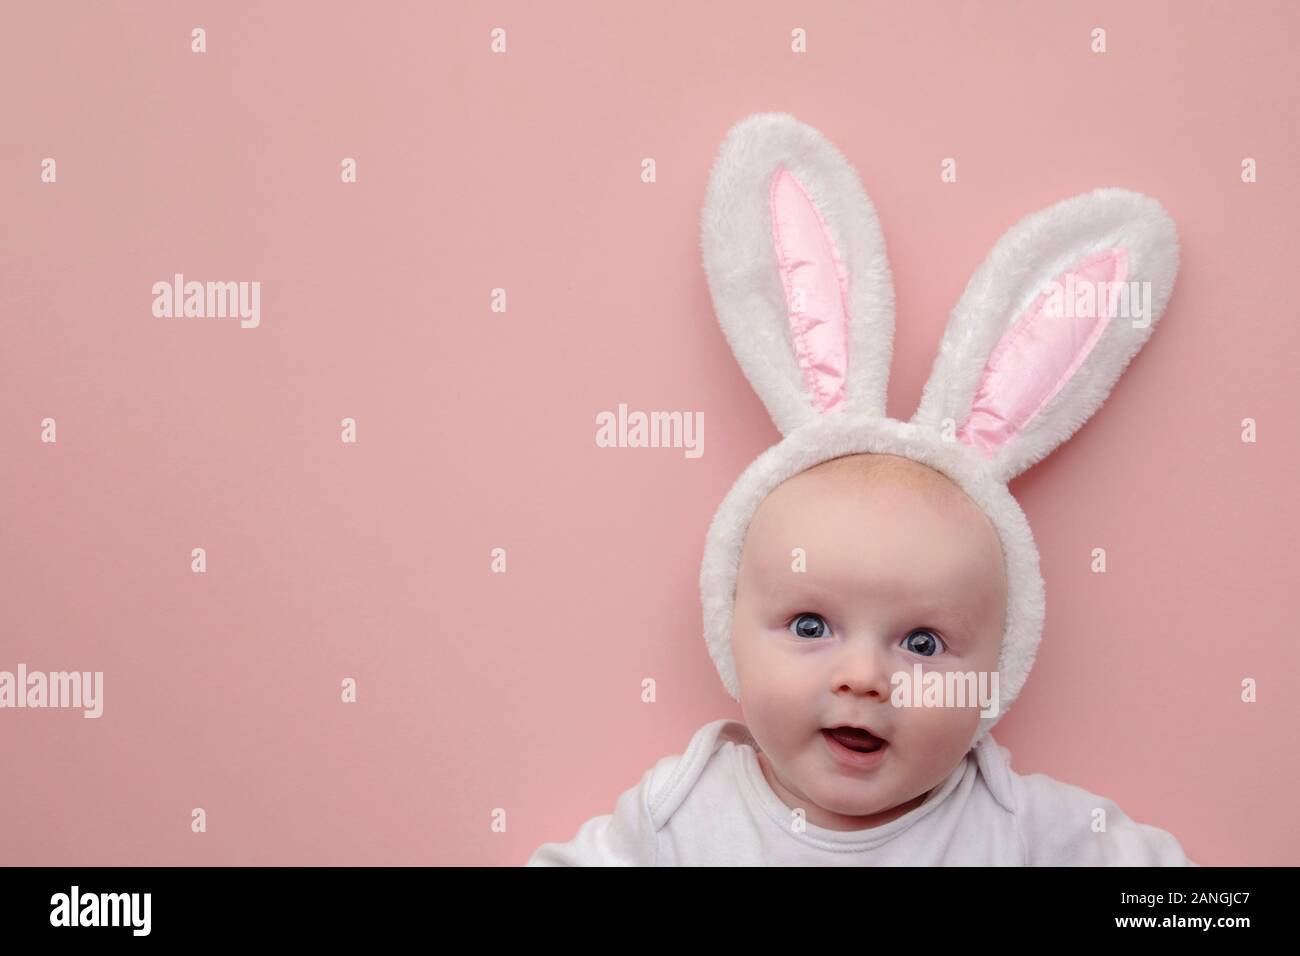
[762,453,977,519]
[742,454,1005,575]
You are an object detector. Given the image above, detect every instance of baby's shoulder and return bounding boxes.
[525,718,751,866]
[644,717,754,829]
[991,744,1195,866]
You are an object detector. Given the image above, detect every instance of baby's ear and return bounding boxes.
[911,188,1179,483]
[700,113,896,436]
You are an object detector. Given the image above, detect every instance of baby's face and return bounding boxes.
[731,454,1008,831]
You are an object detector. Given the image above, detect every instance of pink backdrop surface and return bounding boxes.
[2,0,1296,866]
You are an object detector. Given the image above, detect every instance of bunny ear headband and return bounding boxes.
[698,113,1179,750]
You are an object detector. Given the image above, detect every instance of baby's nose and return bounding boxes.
[830,640,895,697]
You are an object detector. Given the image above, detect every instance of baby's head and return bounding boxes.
[731,452,1009,831]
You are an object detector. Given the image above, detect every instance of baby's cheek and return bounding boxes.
[739,651,810,744]
[742,660,797,716]
[736,627,792,692]
[895,695,981,752]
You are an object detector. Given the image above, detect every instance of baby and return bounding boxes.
[528,112,1195,866]
[528,453,1193,865]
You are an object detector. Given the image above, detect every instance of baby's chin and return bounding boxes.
[806,778,919,821]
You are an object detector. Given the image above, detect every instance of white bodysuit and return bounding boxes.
[527,718,1195,866]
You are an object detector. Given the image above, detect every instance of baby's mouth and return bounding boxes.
[823,726,887,753]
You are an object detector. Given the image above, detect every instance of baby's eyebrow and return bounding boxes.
[767,574,844,601]
[929,585,1010,641]
[912,601,977,638]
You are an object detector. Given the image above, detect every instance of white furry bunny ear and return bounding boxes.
[911,188,1180,483]
[700,113,896,435]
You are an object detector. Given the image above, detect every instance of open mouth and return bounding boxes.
[823,726,886,753]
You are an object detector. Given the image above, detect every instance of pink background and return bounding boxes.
[2,0,1297,866]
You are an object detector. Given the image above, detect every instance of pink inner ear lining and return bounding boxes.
[957,247,1130,457]
[768,164,851,414]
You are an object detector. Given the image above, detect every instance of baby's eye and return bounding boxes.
[902,628,947,657]
[788,612,831,640]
